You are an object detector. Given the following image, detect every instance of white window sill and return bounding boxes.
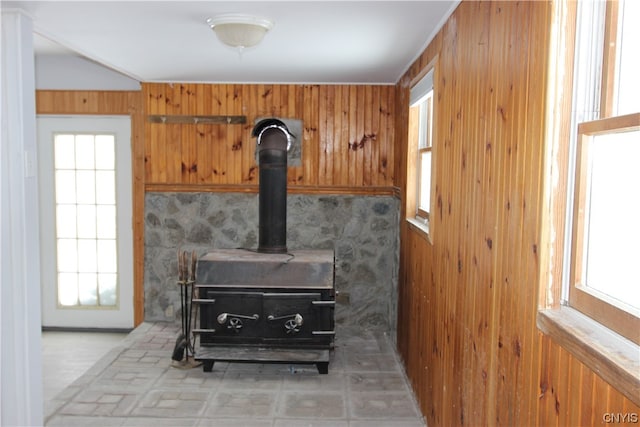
[406,217,432,243]
[537,306,640,406]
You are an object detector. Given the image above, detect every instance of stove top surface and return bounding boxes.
[196,248,335,289]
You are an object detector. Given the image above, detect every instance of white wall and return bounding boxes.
[1,9,44,426]
[0,20,139,424]
[35,54,140,90]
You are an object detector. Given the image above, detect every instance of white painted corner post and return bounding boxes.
[0,8,44,426]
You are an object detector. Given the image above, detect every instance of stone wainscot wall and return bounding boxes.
[144,192,399,335]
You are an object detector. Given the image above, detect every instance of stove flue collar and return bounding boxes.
[253,118,293,151]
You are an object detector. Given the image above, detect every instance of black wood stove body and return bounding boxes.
[193,249,335,373]
[192,119,335,374]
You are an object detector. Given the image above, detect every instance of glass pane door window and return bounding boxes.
[54,133,118,308]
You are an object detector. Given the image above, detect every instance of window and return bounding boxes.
[565,0,640,345]
[54,132,119,308]
[407,67,435,234]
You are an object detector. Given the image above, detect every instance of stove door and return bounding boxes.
[263,292,333,346]
[200,290,263,345]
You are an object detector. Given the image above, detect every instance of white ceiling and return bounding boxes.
[3,1,458,84]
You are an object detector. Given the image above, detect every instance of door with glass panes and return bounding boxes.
[38,116,133,329]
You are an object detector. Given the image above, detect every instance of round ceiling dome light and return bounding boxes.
[206,14,274,50]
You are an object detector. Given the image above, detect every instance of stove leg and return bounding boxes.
[202,360,214,372]
[316,362,328,375]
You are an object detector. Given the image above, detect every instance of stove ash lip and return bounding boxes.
[253,118,293,255]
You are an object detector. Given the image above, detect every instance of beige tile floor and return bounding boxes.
[42,323,426,426]
[42,330,129,402]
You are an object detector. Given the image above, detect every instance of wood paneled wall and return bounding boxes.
[36,90,146,326]
[142,83,395,192]
[395,2,639,426]
[36,83,396,328]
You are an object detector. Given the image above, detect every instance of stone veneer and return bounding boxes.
[144,192,399,335]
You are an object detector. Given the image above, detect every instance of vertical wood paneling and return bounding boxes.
[227,85,238,184]
[318,85,329,186]
[241,84,254,184]
[377,87,388,185]
[196,86,210,183]
[329,86,340,185]
[307,84,320,186]
[395,1,638,426]
[212,85,223,182]
[187,84,198,184]
[355,86,365,187]
[339,86,351,186]
[142,83,395,190]
[218,85,229,183]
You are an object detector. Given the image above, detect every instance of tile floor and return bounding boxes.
[42,323,426,426]
[42,330,128,403]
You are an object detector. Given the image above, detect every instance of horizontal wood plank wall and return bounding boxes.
[395,2,639,426]
[142,83,395,192]
[36,90,146,327]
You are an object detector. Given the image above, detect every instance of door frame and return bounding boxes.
[37,115,134,329]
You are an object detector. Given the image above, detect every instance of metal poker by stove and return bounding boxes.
[172,249,197,362]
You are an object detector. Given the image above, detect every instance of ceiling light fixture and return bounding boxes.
[206,14,274,52]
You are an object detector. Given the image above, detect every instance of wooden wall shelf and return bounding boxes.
[147,115,246,125]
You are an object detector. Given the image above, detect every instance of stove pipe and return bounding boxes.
[252,118,293,254]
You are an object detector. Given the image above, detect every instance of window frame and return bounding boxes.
[538,0,639,407]
[406,61,437,239]
[600,0,620,117]
[416,90,434,221]
[564,0,640,345]
[568,113,640,345]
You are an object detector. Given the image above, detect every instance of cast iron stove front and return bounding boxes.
[193,249,335,374]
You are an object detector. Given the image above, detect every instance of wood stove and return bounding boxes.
[193,119,336,374]
[193,249,335,373]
